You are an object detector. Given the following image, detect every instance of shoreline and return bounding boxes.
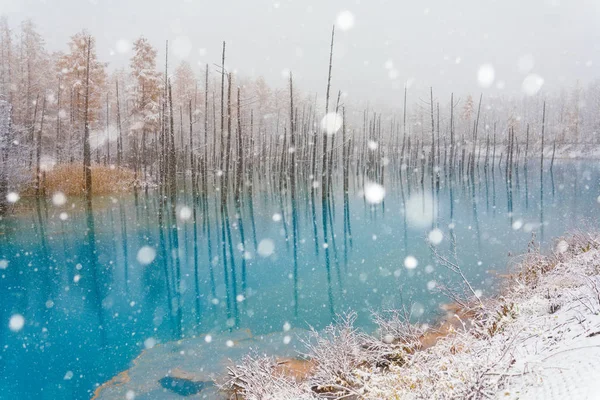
[5,149,600,198]
[221,232,600,399]
[93,232,600,399]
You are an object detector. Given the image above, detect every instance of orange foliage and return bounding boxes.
[23,164,136,196]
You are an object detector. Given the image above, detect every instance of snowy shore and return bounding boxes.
[94,233,600,399]
[222,233,600,399]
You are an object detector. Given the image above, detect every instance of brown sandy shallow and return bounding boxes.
[93,328,314,399]
[93,304,479,399]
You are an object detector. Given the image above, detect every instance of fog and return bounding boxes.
[2,0,600,107]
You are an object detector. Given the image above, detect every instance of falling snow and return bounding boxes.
[320,112,343,135]
[522,73,544,96]
[52,192,67,206]
[427,228,443,245]
[364,182,386,204]
[336,11,355,31]
[257,239,275,257]
[6,192,19,203]
[9,314,25,332]
[136,246,157,265]
[477,64,495,88]
[404,255,418,269]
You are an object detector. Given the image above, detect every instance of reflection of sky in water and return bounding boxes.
[1,161,599,398]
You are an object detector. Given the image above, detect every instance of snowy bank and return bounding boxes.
[93,233,600,399]
[222,233,600,399]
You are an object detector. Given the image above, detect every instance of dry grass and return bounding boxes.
[21,164,137,196]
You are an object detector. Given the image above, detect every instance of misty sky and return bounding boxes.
[2,0,600,107]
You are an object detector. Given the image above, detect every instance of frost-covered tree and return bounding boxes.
[129,37,161,174]
[565,83,581,143]
[17,20,48,127]
[0,99,11,214]
[57,31,106,140]
[0,17,14,104]
[173,60,196,108]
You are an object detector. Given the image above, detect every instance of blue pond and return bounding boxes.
[0,161,599,399]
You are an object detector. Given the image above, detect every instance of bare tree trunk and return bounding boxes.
[235,87,243,199]
[55,76,61,163]
[524,123,529,169]
[430,87,435,168]
[470,93,482,174]
[35,95,46,196]
[106,92,110,165]
[168,81,177,200]
[116,80,123,167]
[83,36,92,200]
[204,64,209,194]
[222,72,233,206]
[28,93,39,169]
[321,25,335,199]
[450,93,454,172]
[540,101,546,173]
[189,99,195,195]
[400,86,407,166]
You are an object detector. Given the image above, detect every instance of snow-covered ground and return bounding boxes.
[221,233,600,399]
[365,234,600,399]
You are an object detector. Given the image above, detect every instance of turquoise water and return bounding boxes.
[1,161,599,399]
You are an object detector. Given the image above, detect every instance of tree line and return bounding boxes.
[0,18,599,213]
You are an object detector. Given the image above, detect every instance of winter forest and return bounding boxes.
[1,2,600,399]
